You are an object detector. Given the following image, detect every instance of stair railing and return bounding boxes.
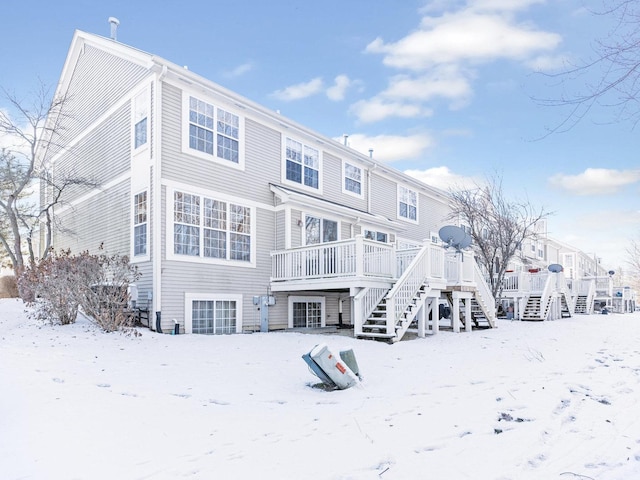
[385,242,436,334]
[353,287,389,335]
[472,261,496,327]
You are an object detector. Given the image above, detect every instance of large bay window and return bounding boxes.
[172,190,252,264]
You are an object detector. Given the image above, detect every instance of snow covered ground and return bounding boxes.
[1,298,640,480]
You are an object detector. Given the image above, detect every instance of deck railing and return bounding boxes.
[271,235,395,282]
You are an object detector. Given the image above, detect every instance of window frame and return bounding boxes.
[303,213,339,246]
[342,160,363,198]
[281,136,323,194]
[363,228,389,243]
[132,87,150,153]
[131,190,149,262]
[184,293,243,334]
[288,296,325,329]
[397,185,418,223]
[167,187,256,268]
[181,91,245,170]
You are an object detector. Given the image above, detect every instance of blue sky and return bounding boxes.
[1,0,639,272]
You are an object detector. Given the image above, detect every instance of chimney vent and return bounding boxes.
[369,148,374,158]
[343,134,349,146]
[108,17,120,40]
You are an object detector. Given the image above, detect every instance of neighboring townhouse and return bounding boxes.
[41,30,496,340]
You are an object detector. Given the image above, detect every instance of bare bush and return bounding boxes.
[19,249,140,331]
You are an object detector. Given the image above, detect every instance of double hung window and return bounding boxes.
[398,186,417,222]
[285,138,319,189]
[187,96,240,164]
[343,162,362,196]
[133,192,148,256]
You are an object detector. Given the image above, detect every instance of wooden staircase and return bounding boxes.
[444,292,494,330]
[560,294,572,318]
[522,295,550,321]
[358,284,429,342]
[574,295,588,314]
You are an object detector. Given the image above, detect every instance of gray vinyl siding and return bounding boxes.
[369,174,398,221]
[54,179,130,255]
[57,45,150,149]
[54,104,131,204]
[160,84,281,205]
[321,152,368,211]
[159,202,275,332]
[275,210,286,250]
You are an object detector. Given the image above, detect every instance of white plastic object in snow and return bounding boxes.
[309,343,359,390]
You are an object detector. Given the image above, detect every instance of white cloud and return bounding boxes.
[223,62,253,78]
[271,77,324,101]
[385,66,473,102]
[549,168,640,195]
[366,11,561,70]
[525,54,568,71]
[338,133,435,162]
[349,98,433,123]
[326,75,351,101]
[358,2,562,123]
[404,166,481,191]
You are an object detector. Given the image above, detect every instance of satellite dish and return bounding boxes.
[438,225,472,251]
[548,264,563,273]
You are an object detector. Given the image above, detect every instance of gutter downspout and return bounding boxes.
[152,64,167,331]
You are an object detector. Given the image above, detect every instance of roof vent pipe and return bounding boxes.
[343,134,348,146]
[369,148,373,158]
[108,17,120,41]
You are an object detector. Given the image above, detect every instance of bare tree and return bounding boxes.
[537,0,640,132]
[448,175,551,302]
[626,236,640,291]
[0,83,96,272]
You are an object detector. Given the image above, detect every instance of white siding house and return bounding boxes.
[41,30,497,340]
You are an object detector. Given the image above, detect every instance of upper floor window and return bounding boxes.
[343,162,362,196]
[173,190,252,264]
[305,215,337,245]
[285,138,320,190]
[133,89,149,150]
[184,94,242,167]
[133,191,148,256]
[398,185,417,222]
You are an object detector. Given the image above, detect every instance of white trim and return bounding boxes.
[181,89,245,171]
[166,186,257,268]
[162,178,273,211]
[48,76,155,166]
[131,85,150,156]
[288,296,325,329]
[341,160,364,199]
[281,136,323,195]
[302,211,340,246]
[184,293,243,334]
[152,72,165,329]
[397,184,419,224]
[131,189,150,263]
